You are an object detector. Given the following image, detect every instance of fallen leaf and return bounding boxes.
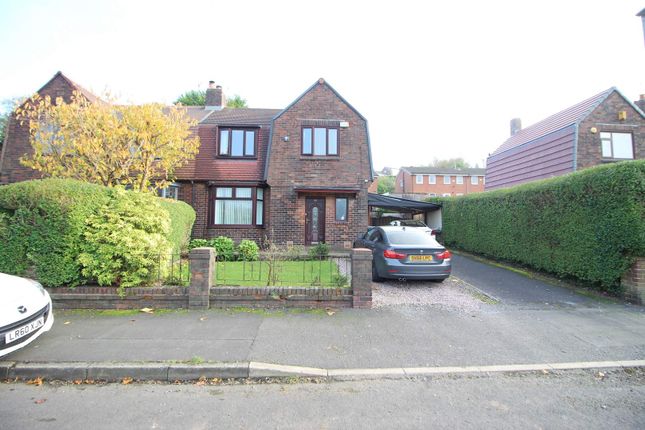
[34,399,47,404]
[63,321,71,325]
[27,377,43,386]
[140,308,154,314]
[597,371,605,378]
[199,317,207,321]
[73,379,82,385]
[541,369,549,374]
[195,376,207,386]
[121,377,133,385]
[325,309,335,316]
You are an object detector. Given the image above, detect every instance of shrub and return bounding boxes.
[308,242,330,259]
[159,198,195,253]
[0,179,111,286]
[77,188,172,291]
[238,239,259,261]
[433,161,645,293]
[0,178,196,289]
[188,239,209,250]
[211,236,235,261]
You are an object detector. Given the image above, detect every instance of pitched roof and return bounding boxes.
[491,88,618,156]
[403,166,486,176]
[200,108,282,125]
[40,71,102,104]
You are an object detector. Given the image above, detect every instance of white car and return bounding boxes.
[0,273,54,357]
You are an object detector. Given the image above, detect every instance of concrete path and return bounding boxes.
[3,254,643,377]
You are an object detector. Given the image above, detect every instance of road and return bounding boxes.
[1,368,644,429]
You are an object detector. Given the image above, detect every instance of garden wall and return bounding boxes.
[435,161,645,296]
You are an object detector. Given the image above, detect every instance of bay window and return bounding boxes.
[212,187,264,226]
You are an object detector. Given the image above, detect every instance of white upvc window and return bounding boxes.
[442,193,451,197]
[471,176,478,185]
[600,132,634,159]
[456,193,464,196]
[428,174,436,184]
[416,175,423,184]
[159,183,180,200]
[443,175,451,184]
[456,176,464,185]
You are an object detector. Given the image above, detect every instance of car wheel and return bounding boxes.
[372,263,382,282]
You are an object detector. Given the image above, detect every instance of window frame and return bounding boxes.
[471,176,478,185]
[443,175,451,185]
[159,183,180,200]
[335,197,348,222]
[217,127,258,159]
[301,126,340,156]
[415,175,423,184]
[428,175,436,184]
[456,176,464,185]
[600,131,634,160]
[209,186,265,227]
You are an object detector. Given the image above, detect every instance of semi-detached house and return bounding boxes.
[0,73,374,248]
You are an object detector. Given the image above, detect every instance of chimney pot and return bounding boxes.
[205,83,226,110]
[208,80,216,89]
[510,118,522,136]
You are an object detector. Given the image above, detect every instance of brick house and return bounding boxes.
[486,88,645,190]
[0,73,374,248]
[394,166,486,198]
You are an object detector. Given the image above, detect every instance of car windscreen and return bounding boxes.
[385,229,438,246]
[400,220,427,227]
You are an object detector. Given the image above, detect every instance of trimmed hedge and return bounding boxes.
[0,179,195,287]
[434,161,645,293]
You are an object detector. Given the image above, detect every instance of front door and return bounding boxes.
[305,197,325,245]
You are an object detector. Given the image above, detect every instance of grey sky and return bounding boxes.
[0,0,643,170]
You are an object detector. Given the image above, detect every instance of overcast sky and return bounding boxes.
[1,0,643,170]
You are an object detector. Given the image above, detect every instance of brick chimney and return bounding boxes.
[634,94,645,113]
[510,118,522,136]
[205,81,226,110]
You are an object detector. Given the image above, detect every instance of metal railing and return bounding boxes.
[214,254,351,287]
[151,253,190,286]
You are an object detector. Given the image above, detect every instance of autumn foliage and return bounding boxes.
[15,91,200,192]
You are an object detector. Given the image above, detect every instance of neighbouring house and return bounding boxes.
[0,73,374,248]
[486,88,645,191]
[394,166,486,198]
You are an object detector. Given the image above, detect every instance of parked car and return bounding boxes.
[389,220,437,235]
[356,226,451,282]
[0,273,54,357]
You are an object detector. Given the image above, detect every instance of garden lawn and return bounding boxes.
[215,259,347,287]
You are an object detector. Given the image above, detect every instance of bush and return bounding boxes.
[0,179,111,286]
[211,236,235,261]
[77,188,172,290]
[188,239,209,250]
[238,239,259,261]
[0,179,196,289]
[159,198,195,253]
[433,161,645,293]
[308,242,330,259]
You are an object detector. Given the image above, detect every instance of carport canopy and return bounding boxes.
[368,193,441,214]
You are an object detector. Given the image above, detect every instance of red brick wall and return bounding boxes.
[266,81,371,246]
[395,170,485,196]
[577,92,645,170]
[0,74,78,184]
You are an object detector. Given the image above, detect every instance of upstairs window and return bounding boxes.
[600,132,633,159]
[302,127,339,156]
[456,176,464,185]
[219,128,256,157]
[471,176,478,185]
[443,175,451,184]
[428,175,436,184]
[415,175,423,184]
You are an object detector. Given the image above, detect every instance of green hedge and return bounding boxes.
[0,179,195,288]
[434,161,645,293]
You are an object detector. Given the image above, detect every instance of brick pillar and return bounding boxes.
[351,248,372,308]
[622,257,645,305]
[189,247,215,310]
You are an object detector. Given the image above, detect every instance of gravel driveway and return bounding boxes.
[372,276,492,313]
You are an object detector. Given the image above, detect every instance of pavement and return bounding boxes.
[2,254,644,382]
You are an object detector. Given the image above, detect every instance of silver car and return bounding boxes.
[355,226,452,282]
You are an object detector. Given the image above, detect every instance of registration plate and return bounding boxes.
[409,255,433,262]
[5,316,44,344]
